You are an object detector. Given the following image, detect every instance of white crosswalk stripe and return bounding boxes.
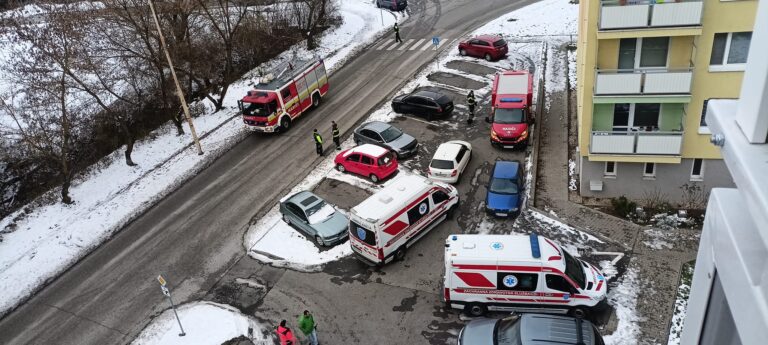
[386,40,402,50]
[408,38,426,50]
[399,39,418,50]
[375,39,397,51]
[419,39,436,51]
[371,37,453,52]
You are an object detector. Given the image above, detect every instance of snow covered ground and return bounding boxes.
[131,301,273,345]
[0,0,403,317]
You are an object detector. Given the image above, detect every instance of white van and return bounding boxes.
[348,173,459,265]
[443,233,607,317]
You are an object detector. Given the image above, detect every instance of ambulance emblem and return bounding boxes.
[356,227,366,241]
[502,275,518,288]
[490,242,504,250]
[418,202,428,215]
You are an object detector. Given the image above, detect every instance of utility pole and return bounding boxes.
[148,0,204,155]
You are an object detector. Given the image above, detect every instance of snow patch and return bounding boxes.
[528,210,604,244]
[603,266,642,345]
[568,159,577,191]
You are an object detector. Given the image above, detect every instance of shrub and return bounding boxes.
[611,195,637,218]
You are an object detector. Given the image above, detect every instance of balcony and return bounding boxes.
[595,69,693,96]
[599,0,703,31]
[590,131,683,155]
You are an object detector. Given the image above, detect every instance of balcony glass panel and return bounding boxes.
[600,0,703,30]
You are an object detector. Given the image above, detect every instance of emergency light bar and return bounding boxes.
[529,232,541,259]
[500,98,523,103]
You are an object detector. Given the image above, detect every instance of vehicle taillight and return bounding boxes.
[444,287,450,302]
[437,107,442,112]
[378,248,384,261]
[450,170,458,177]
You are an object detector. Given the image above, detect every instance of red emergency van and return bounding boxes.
[487,71,533,149]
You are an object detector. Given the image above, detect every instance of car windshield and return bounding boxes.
[306,201,335,224]
[563,250,586,290]
[495,316,523,345]
[242,100,275,117]
[489,177,519,195]
[380,126,403,142]
[494,108,525,124]
[430,159,454,170]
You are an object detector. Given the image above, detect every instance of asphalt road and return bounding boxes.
[0,1,538,344]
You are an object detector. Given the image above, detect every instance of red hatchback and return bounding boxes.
[458,35,508,61]
[335,144,398,183]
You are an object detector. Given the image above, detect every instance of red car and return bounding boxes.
[458,35,508,61]
[335,144,398,183]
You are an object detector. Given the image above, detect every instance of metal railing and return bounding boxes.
[595,68,693,95]
[590,130,683,155]
[599,0,704,30]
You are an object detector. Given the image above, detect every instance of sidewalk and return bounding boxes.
[534,44,699,345]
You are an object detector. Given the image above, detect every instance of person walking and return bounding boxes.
[298,310,319,345]
[394,23,402,43]
[277,320,297,345]
[466,90,477,125]
[313,129,323,156]
[331,121,341,150]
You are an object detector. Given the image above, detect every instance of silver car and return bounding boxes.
[353,121,418,159]
[458,314,604,345]
[279,191,349,246]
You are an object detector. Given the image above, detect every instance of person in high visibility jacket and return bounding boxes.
[313,129,323,156]
[466,90,477,125]
[276,320,297,345]
[394,23,402,43]
[332,121,341,150]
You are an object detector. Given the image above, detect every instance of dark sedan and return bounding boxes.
[391,90,454,121]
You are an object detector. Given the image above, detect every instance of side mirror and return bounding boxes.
[484,117,491,123]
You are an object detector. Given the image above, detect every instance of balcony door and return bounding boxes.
[618,37,670,70]
[612,103,661,131]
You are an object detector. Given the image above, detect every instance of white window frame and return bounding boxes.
[691,159,705,181]
[604,161,617,177]
[643,162,656,178]
[709,32,750,72]
[613,103,663,131]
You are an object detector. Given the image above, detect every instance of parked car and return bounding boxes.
[428,140,472,184]
[458,35,508,61]
[279,191,349,246]
[485,160,523,217]
[391,90,454,120]
[376,0,407,11]
[458,314,605,345]
[335,144,398,183]
[353,121,418,159]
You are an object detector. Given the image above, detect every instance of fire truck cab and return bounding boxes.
[238,57,329,132]
[443,233,607,318]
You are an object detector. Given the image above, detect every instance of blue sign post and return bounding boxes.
[432,36,440,50]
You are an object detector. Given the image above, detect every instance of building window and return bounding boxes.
[612,103,661,131]
[604,162,617,177]
[634,104,661,129]
[710,32,752,71]
[701,99,710,127]
[643,163,656,177]
[618,37,669,70]
[691,159,705,180]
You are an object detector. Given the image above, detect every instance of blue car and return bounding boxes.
[486,161,523,217]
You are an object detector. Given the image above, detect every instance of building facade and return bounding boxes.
[575,0,757,204]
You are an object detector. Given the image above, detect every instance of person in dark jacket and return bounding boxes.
[466,90,477,125]
[394,23,402,43]
[277,320,297,345]
[332,121,341,150]
[313,129,323,156]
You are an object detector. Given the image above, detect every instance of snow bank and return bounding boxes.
[603,266,642,345]
[131,301,272,345]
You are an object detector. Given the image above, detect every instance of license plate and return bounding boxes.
[495,212,508,217]
[503,145,515,149]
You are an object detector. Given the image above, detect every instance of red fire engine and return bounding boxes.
[238,57,329,132]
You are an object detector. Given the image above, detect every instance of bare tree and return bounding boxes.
[291,0,333,50]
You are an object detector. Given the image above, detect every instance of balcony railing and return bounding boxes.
[595,68,693,96]
[590,130,683,155]
[599,0,703,30]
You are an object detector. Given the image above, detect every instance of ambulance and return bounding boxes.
[348,173,459,265]
[443,233,607,317]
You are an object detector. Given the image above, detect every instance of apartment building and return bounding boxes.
[575,0,757,204]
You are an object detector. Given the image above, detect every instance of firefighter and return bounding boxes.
[394,23,402,43]
[332,121,341,150]
[466,90,477,125]
[313,129,323,156]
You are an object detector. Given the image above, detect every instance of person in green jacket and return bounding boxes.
[298,310,318,345]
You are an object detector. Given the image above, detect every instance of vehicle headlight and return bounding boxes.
[491,129,499,140]
[520,130,528,138]
[511,207,519,212]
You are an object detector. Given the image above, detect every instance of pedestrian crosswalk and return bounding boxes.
[374,37,458,53]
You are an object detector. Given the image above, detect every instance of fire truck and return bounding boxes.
[487,70,533,149]
[238,57,329,132]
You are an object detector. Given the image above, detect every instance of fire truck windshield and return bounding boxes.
[494,108,526,124]
[242,100,277,117]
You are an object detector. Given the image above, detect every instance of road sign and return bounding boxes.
[161,286,170,296]
[157,275,167,286]
[432,36,440,46]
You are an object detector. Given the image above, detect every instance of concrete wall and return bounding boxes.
[579,157,735,205]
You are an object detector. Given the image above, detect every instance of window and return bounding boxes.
[546,274,574,293]
[604,162,617,176]
[710,32,752,71]
[634,104,661,128]
[701,99,710,127]
[644,162,656,177]
[408,97,429,106]
[286,203,307,222]
[350,221,376,246]
[455,146,467,163]
[360,129,381,141]
[281,87,291,99]
[360,155,373,165]
[431,190,449,205]
[691,159,705,180]
[618,38,637,70]
[612,104,630,130]
[617,37,669,70]
[346,153,361,162]
[406,198,430,224]
[496,272,538,291]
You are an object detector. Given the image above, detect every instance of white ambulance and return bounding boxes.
[443,233,608,317]
[348,173,459,265]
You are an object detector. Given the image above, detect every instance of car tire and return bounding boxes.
[459,48,467,56]
[464,303,487,317]
[280,116,291,132]
[569,307,588,319]
[484,53,492,62]
[312,93,321,108]
[283,214,291,225]
[394,246,406,261]
[370,174,379,183]
[446,204,458,219]
[336,164,346,173]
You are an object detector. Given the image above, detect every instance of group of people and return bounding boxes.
[276,310,319,345]
[312,121,341,156]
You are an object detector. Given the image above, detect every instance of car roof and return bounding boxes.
[360,121,391,132]
[286,191,323,210]
[446,234,564,267]
[475,34,504,42]
[433,141,467,161]
[347,144,389,158]
[492,161,521,179]
[412,90,442,100]
[520,314,597,345]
